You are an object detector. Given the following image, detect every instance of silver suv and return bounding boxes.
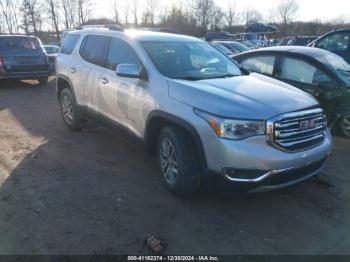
[56,26,332,195]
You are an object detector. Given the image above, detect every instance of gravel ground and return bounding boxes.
[0,78,349,255]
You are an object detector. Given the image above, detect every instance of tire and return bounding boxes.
[59,88,84,131]
[339,114,350,138]
[38,77,49,86]
[157,126,200,196]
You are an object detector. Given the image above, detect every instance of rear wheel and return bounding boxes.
[59,88,84,131]
[339,114,350,138]
[38,77,49,86]
[157,126,200,196]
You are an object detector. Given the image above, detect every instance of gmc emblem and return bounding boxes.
[300,119,316,130]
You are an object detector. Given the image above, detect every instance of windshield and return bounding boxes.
[317,53,350,86]
[142,41,241,80]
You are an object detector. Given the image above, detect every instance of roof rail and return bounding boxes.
[76,24,124,32]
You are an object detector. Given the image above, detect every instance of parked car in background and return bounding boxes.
[0,35,50,84]
[56,27,332,195]
[204,31,232,41]
[234,46,350,138]
[279,36,318,46]
[44,44,60,73]
[211,41,250,54]
[308,29,350,64]
[44,44,59,54]
[209,42,235,58]
[279,37,293,46]
[238,40,257,49]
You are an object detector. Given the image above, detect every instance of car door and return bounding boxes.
[74,35,110,113]
[239,54,277,77]
[314,32,350,64]
[97,36,149,138]
[274,55,337,120]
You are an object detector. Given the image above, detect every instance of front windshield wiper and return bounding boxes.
[174,76,204,81]
[174,73,239,81]
[203,73,239,79]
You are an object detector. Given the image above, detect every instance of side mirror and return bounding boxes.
[116,64,144,79]
[240,66,250,75]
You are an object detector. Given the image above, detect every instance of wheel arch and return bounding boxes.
[56,74,75,101]
[145,110,207,170]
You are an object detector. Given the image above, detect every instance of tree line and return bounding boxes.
[0,0,349,40]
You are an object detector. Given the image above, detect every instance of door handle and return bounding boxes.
[70,67,76,73]
[101,77,109,85]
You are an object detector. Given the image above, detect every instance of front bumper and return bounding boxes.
[201,128,332,190]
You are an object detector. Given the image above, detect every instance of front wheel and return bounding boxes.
[157,126,200,196]
[339,114,350,138]
[59,88,84,131]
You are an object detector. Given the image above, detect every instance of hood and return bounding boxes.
[168,74,319,120]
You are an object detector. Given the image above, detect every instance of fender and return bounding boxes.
[145,110,208,170]
[56,74,75,99]
[56,74,87,118]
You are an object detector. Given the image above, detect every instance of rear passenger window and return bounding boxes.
[60,34,80,54]
[80,35,109,66]
[241,56,275,75]
[106,37,142,70]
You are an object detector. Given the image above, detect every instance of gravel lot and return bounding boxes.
[0,78,350,255]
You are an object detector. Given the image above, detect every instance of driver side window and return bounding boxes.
[240,55,275,75]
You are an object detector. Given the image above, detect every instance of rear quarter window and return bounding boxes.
[79,35,110,67]
[60,34,80,54]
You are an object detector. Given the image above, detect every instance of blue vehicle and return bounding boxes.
[0,35,50,84]
[211,41,250,53]
[204,31,232,41]
[309,29,350,64]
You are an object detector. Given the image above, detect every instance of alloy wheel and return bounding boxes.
[341,114,350,137]
[61,95,74,125]
[160,138,178,185]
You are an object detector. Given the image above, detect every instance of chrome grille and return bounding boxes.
[267,108,327,152]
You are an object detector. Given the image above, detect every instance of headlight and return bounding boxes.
[195,109,266,140]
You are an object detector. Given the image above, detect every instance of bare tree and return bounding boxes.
[76,0,91,25]
[20,0,42,34]
[330,15,349,25]
[242,8,262,26]
[0,0,20,34]
[61,0,77,29]
[273,0,299,26]
[142,0,158,26]
[0,0,13,33]
[132,0,139,26]
[194,0,216,32]
[112,0,119,24]
[44,0,60,38]
[225,1,237,28]
[210,6,223,30]
[121,0,130,24]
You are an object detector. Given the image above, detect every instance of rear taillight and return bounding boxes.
[0,55,3,66]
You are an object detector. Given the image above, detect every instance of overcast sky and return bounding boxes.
[94,0,349,23]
